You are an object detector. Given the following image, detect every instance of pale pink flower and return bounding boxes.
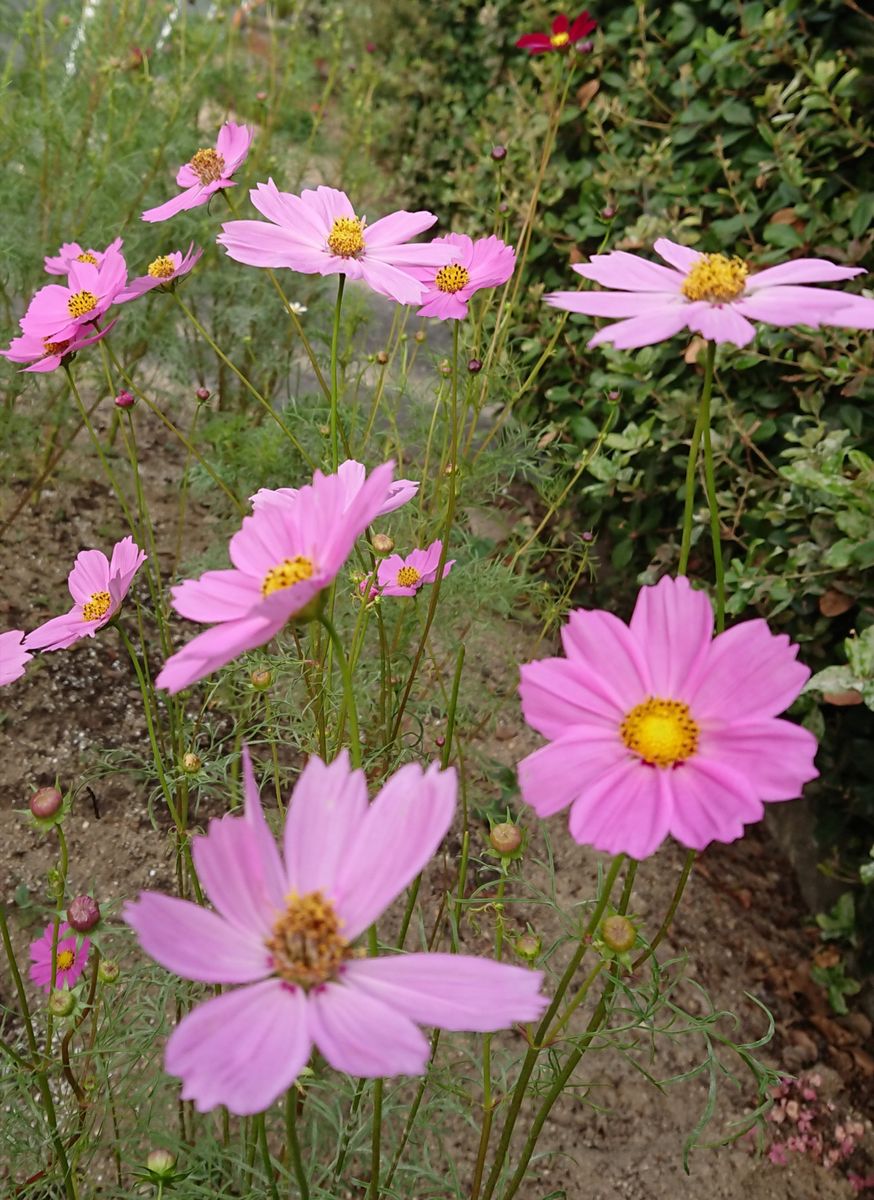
[251,458,418,518]
[0,630,31,686]
[545,238,869,349]
[25,536,147,652]
[156,462,396,693]
[1,319,117,374]
[143,122,253,223]
[124,749,546,1113]
[116,244,202,302]
[833,295,874,328]
[376,540,454,597]
[217,180,458,305]
[29,922,90,992]
[411,233,516,320]
[518,576,818,859]
[44,236,124,276]
[19,246,127,343]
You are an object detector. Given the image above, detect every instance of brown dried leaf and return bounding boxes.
[823,690,864,707]
[819,588,854,617]
[684,336,706,364]
[577,79,600,109]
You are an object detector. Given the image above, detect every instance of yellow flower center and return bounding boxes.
[147,255,176,279]
[620,697,699,768]
[190,147,225,185]
[681,253,748,303]
[265,890,351,988]
[434,264,471,294]
[327,216,365,258]
[57,949,75,971]
[262,556,315,596]
[43,339,71,356]
[67,290,98,319]
[396,566,421,588]
[550,30,570,47]
[82,591,112,622]
[76,252,98,265]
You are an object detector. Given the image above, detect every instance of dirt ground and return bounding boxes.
[1,371,873,1199]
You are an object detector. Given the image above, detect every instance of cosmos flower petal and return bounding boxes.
[345,954,547,1030]
[653,238,702,273]
[560,609,651,709]
[218,220,330,271]
[171,570,264,623]
[734,285,865,327]
[545,290,681,317]
[832,297,874,329]
[575,251,686,293]
[686,302,757,345]
[283,751,369,897]
[123,892,270,983]
[193,813,282,938]
[216,121,254,172]
[142,186,208,223]
[0,630,31,686]
[628,575,713,696]
[333,763,456,939]
[685,618,810,721]
[155,612,284,693]
[520,657,625,737]
[518,731,624,818]
[667,758,763,849]
[241,746,289,908]
[67,549,111,603]
[700,719,818,800]
[516,32,553,51]
[309,981,430,1077]
[746,260,864,289]
[588,308,694,349]
[358,259,425,305]
[165,980,311,1114]
[567,759,673,860]
[364,210,438,246]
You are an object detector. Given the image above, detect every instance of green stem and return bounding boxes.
[256,1113,280,1200]
[285,1089,310,1200]
[632,849,696,971]
[678,341,715,577]
[368,1078,383,1200]
[63,365,136,533]
[700,374,726,632]
[329,275,346,471]
[320,614,361,768]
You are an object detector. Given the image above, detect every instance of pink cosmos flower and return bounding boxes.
[217,181,458,305]
[142,122,253,223]
[124,749,546,1113]
[156,462,396,693]
[1,319,117,374]
[116,244,202,302]
[376,540,455,597]
[518,576,818,860]
[545,239,869,349]
[251,458,418,518]
[44,236,124,276]
[517,11,597,53]
[0,630,31,686]
[19,247,127,343]
[410,234,516,320]
[25,536,147,653]
[29,922,90,992]
[833,296,874,328]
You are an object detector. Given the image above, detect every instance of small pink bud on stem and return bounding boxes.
[67,895,100,932]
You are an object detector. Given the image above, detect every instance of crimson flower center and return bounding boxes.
[681,253,748,303]
[435,264,470,294]
[620,697,699,768]
[82,591,112,622]
[148,255,176,279]
[327,216,366,258]
[262,556,315,596]
[396,566,421,588]
[265,890,351,988]
[190,147,225,185]
[67,290,98,319]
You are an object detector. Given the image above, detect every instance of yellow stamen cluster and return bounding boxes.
[435,264,471,294]
[681,253,748,303]
[396,566,422,588]
[76,252,98,265]
[190,147,225,185]
[620,697,699,768]
[82,591,112,622]
[67,290,98,318]
[550,31,570,47]
[265,890,351,988]
[327,216,365,258]
[147,255,176,279]
[43,339,71,356]
[57,949,75,971]
[262,556,315,596]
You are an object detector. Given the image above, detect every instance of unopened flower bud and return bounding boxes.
[435,735,446,748]
[182,752,202,774]
[515,931,542,962]
[250,668,272,690]
[490,822,523,855]
[147,1149,176,1177]
[49,990,76,1018]
[195,386,210,402]
[467,358,483,374]
[98,959,120,985]
[67,895,100,932]
[376,350,389,365]
[30,786,63,821]
[439,360,451,377]
[601,915,636,954]
[601,205,616,220]
[414,330,426,343]
[607,389,620,402]
[365,41,377,53]
[576,38,594,53]
[499,201,509,213]
[491,144,507,161]
[256,90,268,102]
[581,530,594,543]
[114,390,135,409]
[370,533,394,557]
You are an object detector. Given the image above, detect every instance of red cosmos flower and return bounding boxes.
[516,11,597,54]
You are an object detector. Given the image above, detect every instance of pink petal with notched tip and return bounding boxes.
[568,758,673,860]
[216,122,253,173]
[282,751,369,898]
[832,297,874,329]
[416,291,469,319]
[575,251,686,292]
[122,892,270,983]
[560,608,650,710]
[345,953,547,1030]
[684,618,810,722]
[734,285,864,327]
[155,611,284,693]
[308,981,430,1077]
[666,758,763,850]
[699,720,818,800]
[518,731,624,818]
[519,657,623,737]
[686,302,757,345]
[248,180,328,243]
[653,238,702,273]
[0,630,31,686]
[218,220,330,271]
[628,576,713,697]
[165,979,311,1114]
[588,307,695,349]
[142,184,209,223]
[67,549,111,604]
[193,813,283,938]
[364,210,437,247]
[300,185,356,230]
